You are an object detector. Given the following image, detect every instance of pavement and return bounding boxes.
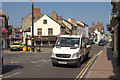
[86,44,120,79]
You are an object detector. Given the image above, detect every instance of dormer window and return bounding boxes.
[43,20,47,24]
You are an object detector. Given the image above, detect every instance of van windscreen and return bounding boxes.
[56,37,80,47]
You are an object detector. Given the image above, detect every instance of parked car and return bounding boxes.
[10,42,23,51]
[98,40,105,46]
[51,35,91,67]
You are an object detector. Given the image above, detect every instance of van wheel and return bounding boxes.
[76,59,81,67]
[52,62,57,66]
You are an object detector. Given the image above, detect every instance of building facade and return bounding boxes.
[22,8,44,31]
[23,15,65,46]
[89,22,105,43]
[0,10,9,49]
[108,1,120,65]
[76,21,88,37]
[22,9,88,48]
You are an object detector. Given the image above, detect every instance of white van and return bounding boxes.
[51,35,91,67]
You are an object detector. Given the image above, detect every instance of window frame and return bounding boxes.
[37,28,42,35]
[48,28,53,36]
[43,19,47,24]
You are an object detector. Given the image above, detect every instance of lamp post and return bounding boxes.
[31,0,34,52]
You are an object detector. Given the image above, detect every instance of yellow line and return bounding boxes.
[75,54,97,80]
[75,50,103,80]
[97,50,102,56]
[79,50,102,80]
[79,55,97,79]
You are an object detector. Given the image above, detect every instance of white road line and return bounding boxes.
[37,63,44,67]
[3,71,21,78]
[42,59,48,63]
[37,59,48,67]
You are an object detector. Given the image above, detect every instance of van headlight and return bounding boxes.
[72,53,79,58]
[51,51,55,57]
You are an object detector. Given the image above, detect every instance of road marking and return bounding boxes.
[3,71,21,78]
[79,56,97,79]
[37,63,44,67]
[75,50,103,80]
[42,59,48,63]
[75,54,97,80]
[86,55,98,78]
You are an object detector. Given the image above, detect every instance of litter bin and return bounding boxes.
[23,47,31,51]
[23,47,27,51]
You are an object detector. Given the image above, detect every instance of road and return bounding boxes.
[2,44,105,79]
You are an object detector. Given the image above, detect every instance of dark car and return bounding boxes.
[98,40,105,46]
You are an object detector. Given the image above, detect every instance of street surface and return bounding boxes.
[2,44,105,79]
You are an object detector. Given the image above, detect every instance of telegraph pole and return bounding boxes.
[31,0,34,52]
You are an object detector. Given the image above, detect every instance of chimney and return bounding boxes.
[57,16,62,24]
[34,8,41,14]
[68,18,74,23]
[97,22,100,25]
[50,11,58,21]
[92,22,94,27]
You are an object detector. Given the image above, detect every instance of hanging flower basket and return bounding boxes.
[29,36,32,39]
[2,28,8,34]
[36,47,41,52]
[19,35,23,38]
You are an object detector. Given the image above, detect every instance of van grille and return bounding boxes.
[56,54,71,58]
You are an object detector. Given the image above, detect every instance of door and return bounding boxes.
[79,38,84,61]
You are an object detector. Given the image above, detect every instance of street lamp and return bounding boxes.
[31,0,34,52]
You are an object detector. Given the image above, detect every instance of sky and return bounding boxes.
[1,2,112,34]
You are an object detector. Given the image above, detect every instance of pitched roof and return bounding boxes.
[0,9,8,17]
[46,15,65,28]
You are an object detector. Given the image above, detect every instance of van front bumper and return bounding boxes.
[51,58,79,65]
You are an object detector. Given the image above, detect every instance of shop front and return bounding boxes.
[34,36,57,47]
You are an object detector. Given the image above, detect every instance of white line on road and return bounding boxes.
[37,59,48,67]
[42,59,48,63]
[37,63,44,67]
[3,71,21,78]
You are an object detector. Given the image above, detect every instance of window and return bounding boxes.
[38,28,42,35]
[48,28,53,35]
[43,20,47,24]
